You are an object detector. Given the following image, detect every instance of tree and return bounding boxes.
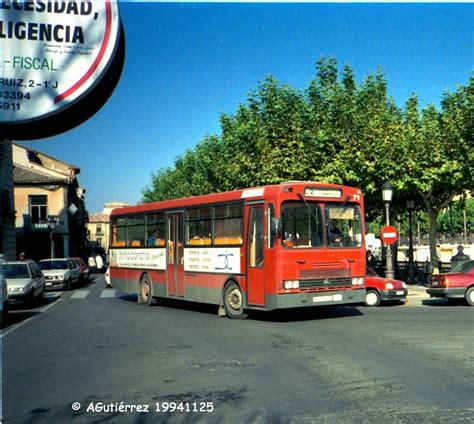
[400,77,474,270]
[142,59,473,274]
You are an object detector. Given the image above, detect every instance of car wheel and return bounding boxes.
[1,302,8,328]
[65,279,71,291]
[138,275,155,306]
[27,290,35,308]
[223,281,247,319]
[364,289,381,307]
[465,287,474,306]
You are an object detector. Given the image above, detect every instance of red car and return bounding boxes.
[364,272,408,307]
[427,260,474,306]
[72,257,90,284]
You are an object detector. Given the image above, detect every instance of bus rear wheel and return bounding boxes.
[223,282,247,319]
[139,275,155,307]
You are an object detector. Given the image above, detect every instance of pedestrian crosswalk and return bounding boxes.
[45,289,117,300]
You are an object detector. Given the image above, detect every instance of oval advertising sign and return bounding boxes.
[0,0,121,125]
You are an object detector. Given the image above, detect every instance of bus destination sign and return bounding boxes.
[304,188,342,198]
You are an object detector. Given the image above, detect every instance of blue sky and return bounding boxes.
[18,2,473,213]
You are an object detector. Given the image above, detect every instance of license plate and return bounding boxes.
[46,282,52,286]
[313,294,343,303]
[396,290,404,295]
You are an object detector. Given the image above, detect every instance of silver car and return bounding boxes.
[3,260,45,307]
[0,258,8,326]
[39,258,81,291]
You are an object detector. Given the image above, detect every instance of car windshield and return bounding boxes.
[450,260,474,274]
[3,264,30,279]
[39,260,68,270]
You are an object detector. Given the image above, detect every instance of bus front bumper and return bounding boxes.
[266,289,366,310]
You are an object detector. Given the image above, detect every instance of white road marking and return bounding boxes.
[100,289,116,298]
[1,299,62,338]
[70,290,90,299]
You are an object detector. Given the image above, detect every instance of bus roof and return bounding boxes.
[110,182,362,217]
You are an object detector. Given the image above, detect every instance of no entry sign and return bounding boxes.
[380,226,398,245]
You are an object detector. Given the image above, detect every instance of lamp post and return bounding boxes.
[48,216,57,259]
[406,200,415,284]
[382,182,394,279]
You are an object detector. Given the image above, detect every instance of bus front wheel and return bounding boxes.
[139,275,155,307]
[223,282,247,319]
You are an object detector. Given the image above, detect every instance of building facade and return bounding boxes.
[13,144,88,261]
[87,202,129,255]
[0,140,16,260]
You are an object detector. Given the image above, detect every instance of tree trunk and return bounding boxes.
[427,207,439,274]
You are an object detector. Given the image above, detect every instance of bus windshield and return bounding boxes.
[281,202,363,249]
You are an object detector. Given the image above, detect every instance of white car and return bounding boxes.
[3,260,45,307]
[39,258,81,291]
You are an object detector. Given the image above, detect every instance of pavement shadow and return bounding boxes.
[3,294,61,329]
[115,294,365,322]
[422,298,469,307]
[252,305,364,323]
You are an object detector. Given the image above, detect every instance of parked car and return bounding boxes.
[364,271,408,307]
[0,258,8,326]
[39,258,81,291]
[3,260,45,307]
[427,260,474,306]
[72,257,90,284]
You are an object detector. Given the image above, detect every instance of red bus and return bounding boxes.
[109,182,366,318]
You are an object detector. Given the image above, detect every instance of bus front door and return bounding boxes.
[247,205,266,306]
[166,213,185,297]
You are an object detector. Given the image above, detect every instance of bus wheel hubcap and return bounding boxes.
[142,281,150,299]
[228,288,242,310]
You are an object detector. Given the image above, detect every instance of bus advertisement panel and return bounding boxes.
[109,182,366,319]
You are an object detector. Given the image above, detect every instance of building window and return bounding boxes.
[30,195,48,224]
[97,238,102,246]
[96,224,103,235]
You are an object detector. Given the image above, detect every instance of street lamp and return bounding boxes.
[382,182,394,279]
[48,216,58,259]
[406,200,415,284]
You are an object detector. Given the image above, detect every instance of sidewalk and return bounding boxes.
[406,284,431,306]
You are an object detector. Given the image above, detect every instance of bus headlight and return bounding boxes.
[284,280,300,289]
[352,277,364,286]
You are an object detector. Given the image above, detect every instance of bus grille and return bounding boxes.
[299,278,352,289]
[300,268,351,279]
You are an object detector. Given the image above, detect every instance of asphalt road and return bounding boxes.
[2,276,474,423]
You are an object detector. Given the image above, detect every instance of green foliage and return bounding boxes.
[437,198,474,234]
[142,57,473,265]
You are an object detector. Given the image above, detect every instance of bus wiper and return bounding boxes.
[341,194,351,208]
[296,192,320,225]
